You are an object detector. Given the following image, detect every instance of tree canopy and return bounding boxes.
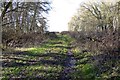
[68,1,120,32]
[1,0,51,33]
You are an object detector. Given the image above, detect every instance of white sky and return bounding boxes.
[47,0,118,32]
[48,0,88,32]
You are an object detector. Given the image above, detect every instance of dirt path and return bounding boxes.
[59,49,76,80]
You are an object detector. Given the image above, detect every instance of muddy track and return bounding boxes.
[59,49,76,80]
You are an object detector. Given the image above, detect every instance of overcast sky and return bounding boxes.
[47,0,118,32]
[48,0,88,32]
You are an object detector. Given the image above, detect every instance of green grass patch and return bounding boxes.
[3,64,63,79]
[2,34,72,79]
[70,64,97,80]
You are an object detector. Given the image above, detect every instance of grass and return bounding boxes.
[2,34,73,79]
[2,34,98,79]
[3,64,62,79]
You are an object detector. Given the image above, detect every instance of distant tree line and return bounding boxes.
[1,0,51,33]
[1,0,51,48]
[68,1,120,32]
